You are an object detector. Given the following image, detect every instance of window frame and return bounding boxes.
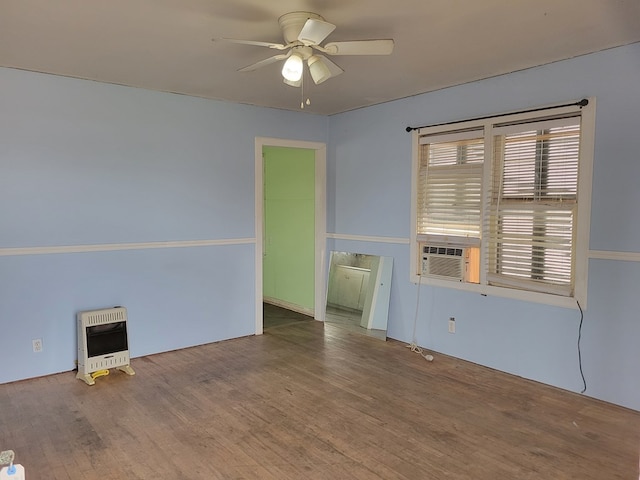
[410,99,595,309]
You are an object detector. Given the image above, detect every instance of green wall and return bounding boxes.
[263,146,315,311]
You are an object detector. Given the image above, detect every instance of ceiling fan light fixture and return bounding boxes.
[308,55,331,85]
[282,54,303,82]
[283,77,302,87]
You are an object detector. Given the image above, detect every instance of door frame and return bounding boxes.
[254,137,327,334]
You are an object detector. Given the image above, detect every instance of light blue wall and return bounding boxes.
[2,43,639,412]
[0,67,327,384]
[328,43,640,411]
[0,246,254,382]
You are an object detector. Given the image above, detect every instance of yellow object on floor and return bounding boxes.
[90,369,110,380]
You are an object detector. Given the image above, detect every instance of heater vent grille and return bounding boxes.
[82,307,127,327]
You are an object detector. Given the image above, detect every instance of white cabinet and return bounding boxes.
[327,265,370,311]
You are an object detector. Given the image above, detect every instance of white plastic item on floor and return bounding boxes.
[0,464,25,480]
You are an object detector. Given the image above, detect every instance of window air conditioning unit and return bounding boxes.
[420,245,479,283]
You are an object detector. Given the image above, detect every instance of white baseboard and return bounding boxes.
[263,297,315,318]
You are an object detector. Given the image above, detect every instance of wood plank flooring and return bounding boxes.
[0,304,638,479]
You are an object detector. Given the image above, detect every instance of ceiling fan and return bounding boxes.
[216,11,394,87]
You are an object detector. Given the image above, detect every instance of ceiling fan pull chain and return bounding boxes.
[301,69,310,108]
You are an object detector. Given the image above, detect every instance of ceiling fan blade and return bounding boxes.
[215,38,288,50]
[297,18,336,46]
[323,39,394,55]
[238,52,291,72]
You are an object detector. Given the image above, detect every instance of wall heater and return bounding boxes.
[76,306,135,386]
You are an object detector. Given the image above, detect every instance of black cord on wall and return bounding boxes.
[576,300,587,394]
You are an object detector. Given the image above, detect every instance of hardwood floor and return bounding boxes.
[1,304,638,479]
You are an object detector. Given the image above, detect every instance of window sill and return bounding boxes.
[411,274,583,309]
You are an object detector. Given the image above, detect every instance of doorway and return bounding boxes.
[254,137,326,335]
[263,146,315,316]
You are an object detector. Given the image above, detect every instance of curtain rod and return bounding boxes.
[405,98,589,133]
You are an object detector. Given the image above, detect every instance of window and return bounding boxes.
[411,100,595,307]
[417,130,484,240]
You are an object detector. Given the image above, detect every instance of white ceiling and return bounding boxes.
[1,0,639,115]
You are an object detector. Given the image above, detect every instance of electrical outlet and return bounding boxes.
[32,338,43,353]
[448,317,456,334]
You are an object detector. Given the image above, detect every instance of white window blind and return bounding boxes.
[417,130,484,241]
[487,117,581,296]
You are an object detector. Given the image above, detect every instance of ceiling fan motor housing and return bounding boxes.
[278,11,323,44]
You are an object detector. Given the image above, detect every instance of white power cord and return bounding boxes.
[407,342,434,362]
[406,279,434,362]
